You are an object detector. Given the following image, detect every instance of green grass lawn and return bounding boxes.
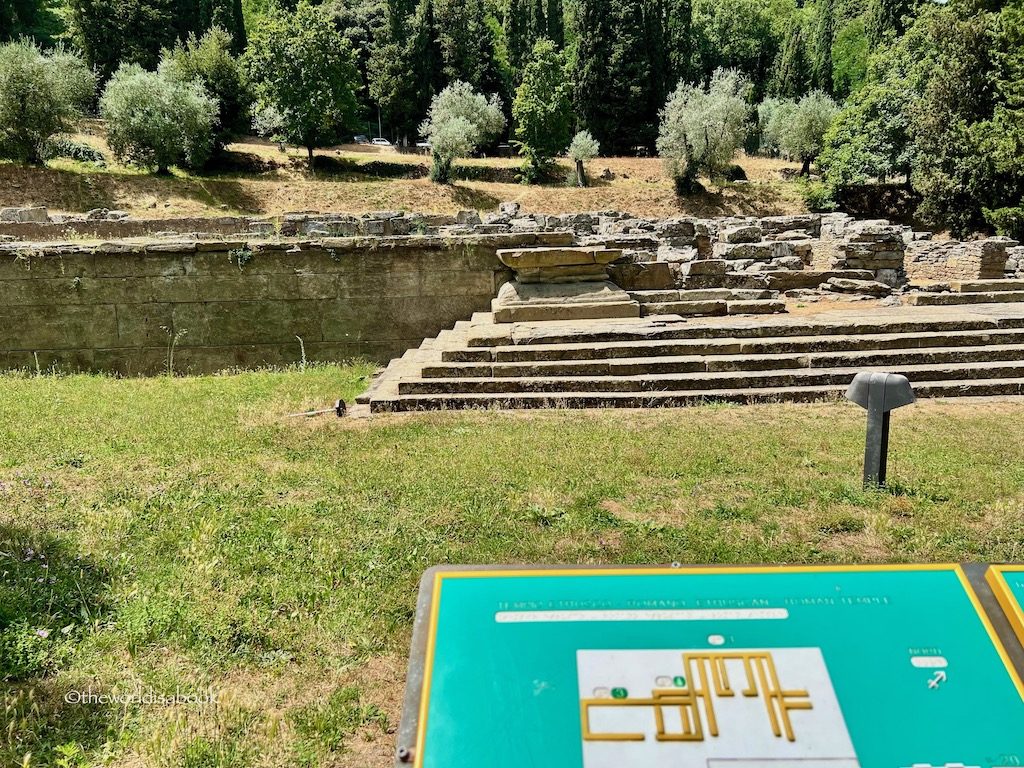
[3,365,1024,767]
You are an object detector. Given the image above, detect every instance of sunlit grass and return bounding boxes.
[2,366,1022,766]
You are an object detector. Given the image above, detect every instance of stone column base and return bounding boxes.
[491,280,641,323]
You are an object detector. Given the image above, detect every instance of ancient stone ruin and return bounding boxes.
[2,204,1024,410]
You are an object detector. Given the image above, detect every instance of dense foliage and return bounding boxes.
[3,0,1024,233]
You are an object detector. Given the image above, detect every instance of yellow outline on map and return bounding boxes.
[412,564,1024,768]
[988,565,1024,649]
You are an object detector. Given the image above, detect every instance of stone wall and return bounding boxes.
[905,238,1016,282]
[0,233,568,374]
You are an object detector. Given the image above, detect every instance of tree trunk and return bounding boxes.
[800,157,811,177]
[307,145,315,167]
[576,159,587,188]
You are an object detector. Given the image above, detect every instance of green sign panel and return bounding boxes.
[990,565,1024,650]
[400,565,1024,768]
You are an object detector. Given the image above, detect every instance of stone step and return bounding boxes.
[951,280,1024,293]
[464,315,1024,348]
[726,300,786,315]
[423,343,1024,379]
[398,361,1024,395]
[639,300,727,317]
[443,328,1024,363]
[908,291,1024,306]
[371,377,1024,412]
[628,289,733,302]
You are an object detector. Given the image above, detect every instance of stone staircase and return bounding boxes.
[359,303,1024,412]
[909,280,1024,306]
[628,289,786,317]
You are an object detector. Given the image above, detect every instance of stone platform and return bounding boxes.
[358,302,1024,411]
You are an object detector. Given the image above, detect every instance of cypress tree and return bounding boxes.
[571,0,614,145]
[867,0,916,45]
[771,22,812,98]
[813,0,835,93]
[666,0,693,86]
[504,0,531,75]
[545,0,564,47]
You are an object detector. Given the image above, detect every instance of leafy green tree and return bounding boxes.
[369,0,444,144]
[811,0,835,93]
[819,77,913,186]
[100,63,218,172]
[420,80,505,182]
[567,129,599,186]
[434,0,500,92]
[244,1,360,163]
[571,0,663,153]
[504,0,532,77]
[778,90,838,174]
[70,0,176,80]
[692,0,778,100]
[512,39,572,181]
[545,0,563,47]
[666,0,694,84]
[161,27,251,148]
[909,2,1024,235]
[830,17,868,97]
[0,41,92,164]
[657,67,749,191]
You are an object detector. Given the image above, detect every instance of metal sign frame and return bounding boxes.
[395,562,1024,766]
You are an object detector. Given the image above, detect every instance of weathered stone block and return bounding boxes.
[608,261,675,290]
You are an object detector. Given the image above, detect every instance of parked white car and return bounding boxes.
[371,138,392,147]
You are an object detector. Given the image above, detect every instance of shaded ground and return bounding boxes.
[2,365,1023,766]
[0,129,806,219]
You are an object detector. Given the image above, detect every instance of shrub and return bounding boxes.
[657,68,750,190]
[420,81,505,184]
[161,27,252,149]
[984,207,1024,240]
[800,179,838,212]
[567,130,600,187]
[100,64,219,173]
[0,41,88,164]
[42,137,106,165]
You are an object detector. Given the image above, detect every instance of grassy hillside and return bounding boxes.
[3,366,1023,766]
[0,130,806,219]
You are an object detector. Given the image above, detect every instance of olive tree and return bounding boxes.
[420,81,505,183]
[657,68,750,192]
[567,130,599,187]
[778,90,839,175]
[757,97,797,157]
[0,41,94,164]
[100,64,219,173]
